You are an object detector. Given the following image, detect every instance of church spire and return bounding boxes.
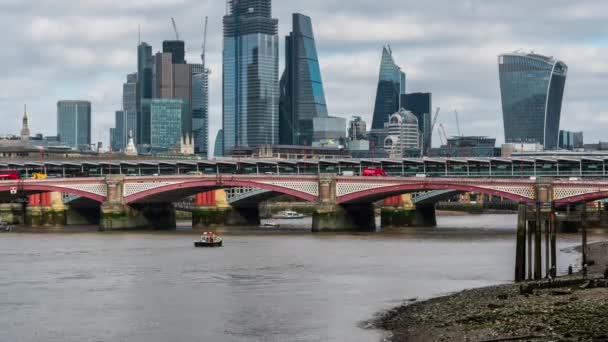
[21,104,30,142]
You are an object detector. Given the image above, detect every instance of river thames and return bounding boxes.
[0,214,597,342]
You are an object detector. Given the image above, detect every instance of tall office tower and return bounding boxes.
[114,110,126,151]
[123,73,138,145]
[498,51,567,150]
[109,128,117,152]
[214,129,224,157]
[348,116,367,140]
[371,45,406,130]
[192,70,209,155]
[401,93,432,154]
[57,100,91,149]
[137,42,153,144]
[123,73,138,113]
[279,13,328,146]
[223,0,279,154]
[163,40,186,64]
[147,99,185,149]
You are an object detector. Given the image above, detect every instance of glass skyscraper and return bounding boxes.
[192,70,209,156]
[137,42,153,145]
[223,0,279,154]
[57,100,91,149]
[279,13,328,146]
[498,52,567,150]
[149,99,185,149]
[371,45,406,130]
[401,93,432,155]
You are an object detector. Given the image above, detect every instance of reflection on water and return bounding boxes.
[0,214,601,342]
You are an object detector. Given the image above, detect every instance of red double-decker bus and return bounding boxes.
[0,170,20,181]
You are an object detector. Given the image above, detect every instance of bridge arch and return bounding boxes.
[124,179,317,204]
[0,184,106,203]
[337,183,534,205]
[554,191,608,207]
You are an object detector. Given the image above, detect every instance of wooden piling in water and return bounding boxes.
[550,210,557,273]
[582,203,588,267]
[515,204,527,282]
[543,215,551,278]
[534,203,542,280]
[527,218,533,281]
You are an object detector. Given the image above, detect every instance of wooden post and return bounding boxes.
[515,204,527,282]
[550,209,557,273]
[534,203,542,280]
[527,218,533,280]
[545,216,550,278]
[582,203,588,267]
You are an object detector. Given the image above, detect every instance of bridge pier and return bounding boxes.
[0,203,24,225]
[381,201,437,228]
[312,174,376,232]
[99,175,176,231]
[100,202,176,231]
[192,190,260,230]
[25,193,67,227]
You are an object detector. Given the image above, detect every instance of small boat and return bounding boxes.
[261,221,280,228]
[0,221,13,232]
[274,210,305,219]
[194,232,223,248]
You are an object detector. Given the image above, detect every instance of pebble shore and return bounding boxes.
[373,242,608,342]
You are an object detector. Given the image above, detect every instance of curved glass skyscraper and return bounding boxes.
[371,46,406,130]
[279,13,328,146]
[498,52,567,150]
[223,0,279,154]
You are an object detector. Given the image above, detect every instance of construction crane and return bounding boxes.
[454,110,463,136]
[201,16,208,69]
[431,107,441,133]
[437,128,445,146]
[171,17,180,40]
[439,123,449,146]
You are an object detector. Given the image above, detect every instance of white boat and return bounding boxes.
[274,210,305,219]
[260,221,280,228]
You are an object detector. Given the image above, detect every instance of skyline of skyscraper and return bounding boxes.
[222,0,279,155]
[498,51,567,149]
[57,100,91,149]
[371,45,406,130]
[279,13,328,146]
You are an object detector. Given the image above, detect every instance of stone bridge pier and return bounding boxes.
[380,195,437,228]
[312,175,376,232]
[99,175,176,231]
[191,190,260,231]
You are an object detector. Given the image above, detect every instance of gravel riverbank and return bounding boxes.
[373,241,608,341]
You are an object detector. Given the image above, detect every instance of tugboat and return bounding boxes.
[274,210,305,219]
[194,232,223,248]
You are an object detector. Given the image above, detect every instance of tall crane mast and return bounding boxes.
[437,128,445,146]
[431,107,441,133]
[454,110,463,136]
[171,17,180,40]
[439,123,449,146]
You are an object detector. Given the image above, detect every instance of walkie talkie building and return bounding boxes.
[498,52,567,150]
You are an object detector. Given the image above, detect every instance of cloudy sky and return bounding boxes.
[2,0,608,152]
